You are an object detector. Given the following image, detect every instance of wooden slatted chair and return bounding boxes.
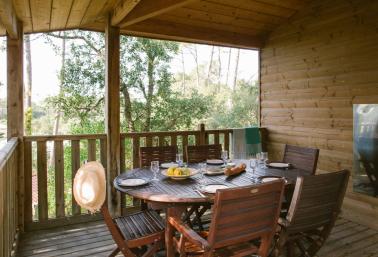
[184,144,222,230]
[139,145,178,168]
[273,170,350,257]
[283,144,319,175]
[186,144,222,163]
[73,162,165,257]
[168,180,286,257]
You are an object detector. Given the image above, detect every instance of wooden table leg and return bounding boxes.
[166,206,186,257]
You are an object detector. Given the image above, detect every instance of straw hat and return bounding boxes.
[73,161,106,213]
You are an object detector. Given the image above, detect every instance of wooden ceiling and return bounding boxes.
[0,0,307,49]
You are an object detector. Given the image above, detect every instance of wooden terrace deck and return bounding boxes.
[16,217,378,257]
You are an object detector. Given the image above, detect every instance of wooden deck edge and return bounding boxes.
[24,213,103,231]
[341,197,378,231]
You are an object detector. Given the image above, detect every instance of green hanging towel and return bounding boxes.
[245,127,261,144]
[245,127,262,156]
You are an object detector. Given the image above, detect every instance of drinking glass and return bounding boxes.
[176,153,183,167]
[150,161,159,181]
[250,158,258,182]
[198,162,207,186]
[261,152,268,168]
[221,150,228,166]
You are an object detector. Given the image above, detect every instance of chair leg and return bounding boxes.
[142,240,161,257]
[109,247,120,257]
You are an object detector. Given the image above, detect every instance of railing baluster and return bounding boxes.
[71,140,81,216]
[146,136,152,147]
[54,140,65,218]
[224,132,230,153]
[195,133,200,145]
[100,138,107,168]
[133,136,140,168]
[24,141,32,224]
[88,139,96,161]
[171,135,177,146]
[159,136,164,146]
[37,141,48,221]
[214,132,220,145]
[182,134,188,161]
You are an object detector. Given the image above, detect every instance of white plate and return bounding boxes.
[204,168,224,175]
[201,184,228,194]
[161,168,198,180]
[268,162,290,168]
[260,177,280,183]
[206,159,223,165]
[161,162,179,169]
[118,178,148,187]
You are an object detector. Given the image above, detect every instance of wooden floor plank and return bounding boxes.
[16,217,378,257]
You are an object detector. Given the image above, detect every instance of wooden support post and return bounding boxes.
[7,20,25,231]
[105,14,121,216]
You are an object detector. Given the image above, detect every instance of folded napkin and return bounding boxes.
[224,163,246,176]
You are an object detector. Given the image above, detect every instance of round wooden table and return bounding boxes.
[114,159,305,257]
[114,160,302,205]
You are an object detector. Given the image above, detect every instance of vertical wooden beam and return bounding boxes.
[7,21,23,140]
[7,20,24,231]
[105,14,121,216]
[198,123,205,145]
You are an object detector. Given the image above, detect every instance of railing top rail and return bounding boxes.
[0,137,18,171]
[23,129,234,142]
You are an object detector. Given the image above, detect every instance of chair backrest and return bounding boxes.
[139,145,178,168]
[283,144,319,175]
[285,170,350,233]
[186,144,222,163]
[207,180,285,252]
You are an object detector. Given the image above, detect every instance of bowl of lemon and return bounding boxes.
[161,167,198,180]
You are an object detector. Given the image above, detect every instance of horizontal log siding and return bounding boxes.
[260,0,378,227]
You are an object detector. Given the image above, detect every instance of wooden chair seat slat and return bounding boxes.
[114,210,165,241]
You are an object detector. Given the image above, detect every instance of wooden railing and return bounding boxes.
[0,138,19,257]
[23,125,232,230]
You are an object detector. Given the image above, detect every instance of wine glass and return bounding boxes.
[261,152,268,169]
[250,158,258,183]
[221,150,228,166]
[150,161,159,181]
[176,153,183,167]
[198,162,207,186]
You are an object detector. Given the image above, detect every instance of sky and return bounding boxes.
[0,34,259,102]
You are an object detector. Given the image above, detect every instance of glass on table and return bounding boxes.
[198,162,207,186]
[249,155,258,183]
[150,161,159,181]
[176,153,183,167]
[261,152,268,169]
[221,150,228,166]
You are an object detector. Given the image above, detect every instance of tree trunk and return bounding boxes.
[217,47,222,91]
[233,49,240,91]
[206,46,215,87]
[50,34,66,165]
[181,49,185,93]
[144,56,155,132]
[194,46,200,89]
[225,48,232,87]
[25,34,32,135]
[121,84,135,132]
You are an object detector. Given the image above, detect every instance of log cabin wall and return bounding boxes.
[260,0,378,228]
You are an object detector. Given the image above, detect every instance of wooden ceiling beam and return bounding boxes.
[115,0,198,27]
[0,0,19,38]
[111,0,141,26]
[122,19,264,49]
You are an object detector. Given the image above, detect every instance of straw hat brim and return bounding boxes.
[73,161,106,213]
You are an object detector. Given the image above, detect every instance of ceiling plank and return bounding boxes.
[121,18,264,49]
[117,0,198,27]
[111,0,140,26]
[0,0,19,38]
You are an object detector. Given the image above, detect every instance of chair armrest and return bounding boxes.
[168,216,211,251]
[278,217,290,228]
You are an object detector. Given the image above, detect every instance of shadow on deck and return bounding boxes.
[17,218,378,257]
